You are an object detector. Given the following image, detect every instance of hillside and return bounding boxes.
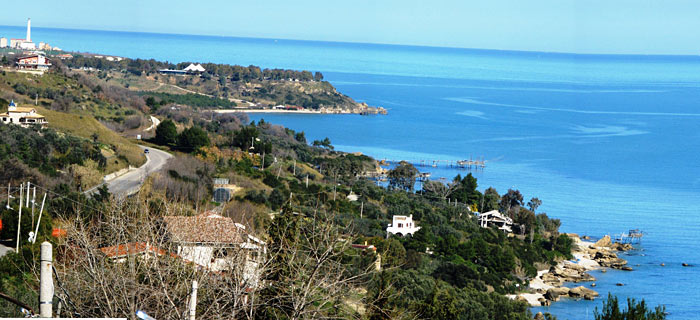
[59,55,387,114]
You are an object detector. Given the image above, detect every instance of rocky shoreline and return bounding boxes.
[508,234,634,307]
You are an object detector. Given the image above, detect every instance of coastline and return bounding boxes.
[211,107,387,115]
[508,234,634,307]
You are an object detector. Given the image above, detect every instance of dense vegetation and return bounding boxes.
[62,55,323,82]
[0,124,106,189]
[57,55,366,111]
[595,294,667,320]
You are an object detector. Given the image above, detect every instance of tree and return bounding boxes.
[451,173,482,205]
[312,137,333,150]
[527,197,542,213]
[176,126,210,153]
[313,72,324,81]
[294,131,306,144]
[154,119,177,146]
[422,180,457,200]
[499,189,524,216]
[482,187,500,212]
[594,294,666,320]
[232,125,259,151]
[388,161,418,191]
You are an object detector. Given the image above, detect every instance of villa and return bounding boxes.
[0,101,48,128]
[386,214,421,237]
[477,210,513,233]
[162,212,266,285]
[16,53,52,70]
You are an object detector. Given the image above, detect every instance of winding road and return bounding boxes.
[86,146,172,197]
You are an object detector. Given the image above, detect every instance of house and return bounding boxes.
[100,242,173,263]
[162,212,265,285]
[16,53,51,70]
[477,210,513,233]
[0,100,48,128]
[386,214,421,237]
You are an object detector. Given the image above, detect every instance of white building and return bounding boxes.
[13,18,35,50]
[162,212,266,285]
[184,63,206,74]
[0,37,7,48]
[0,100,48,128]
[477,210,513,233]
[386,214,421,237]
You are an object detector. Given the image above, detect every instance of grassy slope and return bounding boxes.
[0,70,146,172]
[36,106,146,170]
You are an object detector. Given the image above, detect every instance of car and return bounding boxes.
[144,149,150,154]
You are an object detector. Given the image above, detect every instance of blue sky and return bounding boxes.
[2,0,698,55]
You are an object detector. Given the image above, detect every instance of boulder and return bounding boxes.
[620,266,634,271]
[594,250,628,269]
[534,312,546,320]
[569,286,599,300]
[538,298,550,306]
[594,235,612,247]
[544,287,570,301]
[610,242,634,251]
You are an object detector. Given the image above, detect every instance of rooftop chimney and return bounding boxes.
[26,18,31,42]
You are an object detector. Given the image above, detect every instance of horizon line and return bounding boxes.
[1,23,699,58]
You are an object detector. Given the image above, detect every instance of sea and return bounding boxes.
[2,25,699,319]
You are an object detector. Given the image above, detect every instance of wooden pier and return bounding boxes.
[379,157,486,171]
[615,229,645,244]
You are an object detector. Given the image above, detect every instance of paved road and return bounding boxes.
[86,146,172,197]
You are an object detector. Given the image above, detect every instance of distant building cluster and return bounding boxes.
[0,18,58,51]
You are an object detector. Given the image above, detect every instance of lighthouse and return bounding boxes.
[26,18,31,43]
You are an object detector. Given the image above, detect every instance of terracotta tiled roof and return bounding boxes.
[162,213,244,244]
[10,107,37,113]
[99,242,171,258]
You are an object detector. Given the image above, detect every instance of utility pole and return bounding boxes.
[360,202,364,219]
[31,187,36,229]
[189,280,198,320]
[32,193,47,244]
[6,183,10,210]
[293,160,296,175]
[305,175,309,188]
[40,241,53,318]
[16,183,23,252]
[260,151,265,171]
[26,182,30,207]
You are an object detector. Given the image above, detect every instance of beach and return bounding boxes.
[508,235,631,307]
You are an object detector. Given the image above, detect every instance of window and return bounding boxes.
[398,223,403,228]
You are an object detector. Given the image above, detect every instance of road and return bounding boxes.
[86,146,172,197]
[144,115,160,131]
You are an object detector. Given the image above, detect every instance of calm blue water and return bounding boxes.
[4,25,700,319]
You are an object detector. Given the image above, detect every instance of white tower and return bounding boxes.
[26,18,31,42]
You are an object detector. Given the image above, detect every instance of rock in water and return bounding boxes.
[594,235,612,247]
[569,286,599,300]
[534,312,545,320]
[682,263,691,267]
[545,287,571,301]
